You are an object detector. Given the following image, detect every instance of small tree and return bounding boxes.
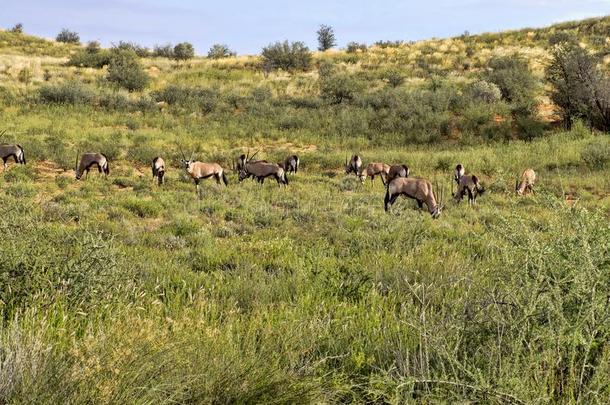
[317,25,336,51]
[86,41,101,53]
[207,44,236,59]
[106,49,150,92]
[56,28,80,44]
[153,44,174,58]
[383,69,404,88]
[546,43,610,131]
[173,42,195,62]
[485,55,538,115]
[9,23,23,34]
[261,41,312,72]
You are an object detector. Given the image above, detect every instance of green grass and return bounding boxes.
[0,16,609,404]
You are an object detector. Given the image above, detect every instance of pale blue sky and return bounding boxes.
[1,1,608,54]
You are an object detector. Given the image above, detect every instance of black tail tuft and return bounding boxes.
[222,171,229,186]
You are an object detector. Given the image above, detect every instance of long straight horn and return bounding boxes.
[250,150,260,161]
[75,149,80,172]
[177,143,187,161]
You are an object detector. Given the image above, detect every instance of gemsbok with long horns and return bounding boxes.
[180,149,228,194]
[238,151,288,186]
[151,156,165,185]
[454,173,485,205]
[386,164,409,183]
[75,152,109,180]
[516,168,536,196]
[384,177,444,218]
[345,154,362,175]
[359,162,390,185]
[0,143,26,172]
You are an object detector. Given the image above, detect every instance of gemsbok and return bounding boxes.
[454,174,485,205]
[384,177,444,218]
[386,164,409,183]
[516,168,536,195]
[345,154,362,175]
[238,151,288,186]
[0,143,26,172]
[151,156,165,185]
[280,155,299,174]
[75,152,109,180]
[359,162,390,185]
[180,150,228,194]
[454,164,465,185]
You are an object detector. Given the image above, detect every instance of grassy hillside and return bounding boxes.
[0,17,609,403]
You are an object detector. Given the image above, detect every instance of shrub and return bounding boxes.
[113,41,150,57]
[546,43,610,131]
[207,44,235,59]
[106,49,150,92]
[55,28,80,44]
[469,80,502,104]
[151,85,218,113]
[581,138,610,170]
[320,71,363,104]
[9,23,23,34]
[346,42,367,53]
[174,42,195,62]
[515,116,545,141]
[484,55,537,110]
[374,40,403,48]
[38,81,95,105]
[98,91,130,110]
[382,69,404,88]
[317,25,336,51]
[153,44,174,58]
[67,47,112,68]
[261,41,312,72]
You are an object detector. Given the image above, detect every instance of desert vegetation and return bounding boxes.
[0,16,608,404]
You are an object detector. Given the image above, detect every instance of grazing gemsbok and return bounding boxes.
[454,174,485,205]
[384,177,444,218]
[238,151,288,186]
[180,151,228,194]
[236,151,267,181]
[454,164,465,185]
[280,155,299,174]
[516,168,536,195]
[359,162,390,185]
[75,152,109,180]
[345,154,362,175]
[386,164,409,183]
[151,157,165,185]
[0,143,26,172]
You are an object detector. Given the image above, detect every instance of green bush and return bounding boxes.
[38,81,95,105]
[346,42,367,53]
[114,41,150,57]
[485,55,537,108]
[153,44,174,58]
[173,42,195,62]
[469,80,502,104]
[207,44,235,59]
[106,49,150,92]
[261,41,312,71]
[55,28,79,44]
[581,138,610,169]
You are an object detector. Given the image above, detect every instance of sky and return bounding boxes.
[1,1,609,55]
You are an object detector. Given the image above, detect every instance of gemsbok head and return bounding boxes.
[75,152,109,180]
[345,154,362,175]
[386,164,409,183]
[0,141,26,172]
[179,148,228,194]
[359,162,390,185]
[516,168,536,196]
[384,177,445,218]
[454,173,485,205]
[151,156,165,185]
[238,150,288,186]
